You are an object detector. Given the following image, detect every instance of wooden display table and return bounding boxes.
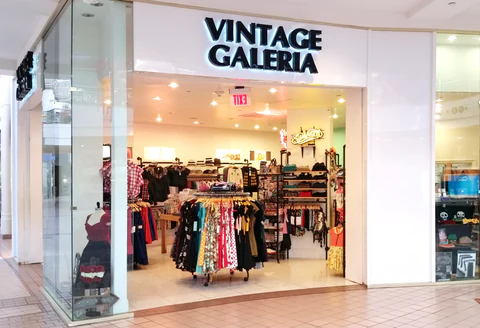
[159,213,180,253]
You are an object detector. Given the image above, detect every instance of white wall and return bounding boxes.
[132,123,281,164]
[366,31,435,286]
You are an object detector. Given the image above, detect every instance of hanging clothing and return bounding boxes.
[171,196,266,276]
[327,226,344,273]
[242,167,259,193]
[133,212,148,265]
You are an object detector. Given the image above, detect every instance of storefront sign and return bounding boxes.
[16,51,38,101]
[205,18,322,74]
[229,88,251,106]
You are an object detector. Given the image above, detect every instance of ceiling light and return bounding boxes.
[193,121,200,125]
[168,82,179,88]
[337,97,346,104]
[435,103,442,113]
[254,125,260,129]
[269,88,278,93]
[156,114,162,122]
[210,100,218,106]
[234,124,239,128]
[436,98,443,102]
[256,103,279,116]
[152,96,162,100]
[333,113,338,119]
[435,114,441,120]
[447,35,457,42]
[273,127,278,131]
[104,99,111,105]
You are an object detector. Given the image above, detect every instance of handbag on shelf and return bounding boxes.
[268,159,280,174]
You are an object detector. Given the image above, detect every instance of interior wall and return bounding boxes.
[366,31,435,286]
[132,123,281,164]
[435,125,479,168]
[287,108,333,259]
[333,128,346,165]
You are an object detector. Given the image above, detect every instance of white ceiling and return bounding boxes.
[2,0,480,74]
[132,72,346,130]
[150,0,480,31]
[0,0,58,71]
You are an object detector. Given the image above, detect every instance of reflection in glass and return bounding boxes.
[435,33,480,282]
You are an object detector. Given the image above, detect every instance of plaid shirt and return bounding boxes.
[141,180,149,200]
[99,161,144,199]
[127,162,144,199]
[99,162,112,193]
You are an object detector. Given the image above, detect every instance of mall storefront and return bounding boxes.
[7,0,480,324]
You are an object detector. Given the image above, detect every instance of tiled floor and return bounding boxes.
[3,238,480,327]
[0,243,480,328]
[128,241,355,310]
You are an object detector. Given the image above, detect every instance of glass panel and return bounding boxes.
[42,1,73,319]
[435,33,480,282]
[70,0,131,320]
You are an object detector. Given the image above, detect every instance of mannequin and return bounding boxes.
[74,202,112,302]
[326,223,344,273]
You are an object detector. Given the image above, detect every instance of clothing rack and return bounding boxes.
[173,192,264,286]
[137,157,182,168]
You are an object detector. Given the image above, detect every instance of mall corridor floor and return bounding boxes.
[2,251,480,328]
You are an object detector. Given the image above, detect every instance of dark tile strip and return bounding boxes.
[134,284,366,317]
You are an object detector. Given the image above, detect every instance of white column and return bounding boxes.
[0,75,13,239]
[109,2,128,314]
[345,88,365,284]
[365,31,435,286]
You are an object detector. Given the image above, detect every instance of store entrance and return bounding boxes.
[127,73,358,310]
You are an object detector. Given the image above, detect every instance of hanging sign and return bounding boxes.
[205,18,322,74]
[291,127,324,145]
[229,88,251,107]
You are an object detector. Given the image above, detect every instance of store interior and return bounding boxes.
[124,73,353,311]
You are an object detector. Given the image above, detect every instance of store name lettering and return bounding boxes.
[205,18,322,74]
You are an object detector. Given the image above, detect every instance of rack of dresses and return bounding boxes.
[128,201,159,267]
[170,192,267,286]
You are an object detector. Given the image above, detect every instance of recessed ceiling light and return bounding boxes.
[332,113,338,119]
[273,127,278,131]
[337,97,346,104]
[269,88,278,93]
[104,99,111,105]
[168,82,179,88]
[254,125,260,129]
[152,96,162,100]
[280,81,285,84]
[234,124,239,128]
[81,13,95,18]
[193,121,200,125]
[210,100,218,106]
[435,114,441,120]
[156,114,162,122]
[447,35,457,42]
